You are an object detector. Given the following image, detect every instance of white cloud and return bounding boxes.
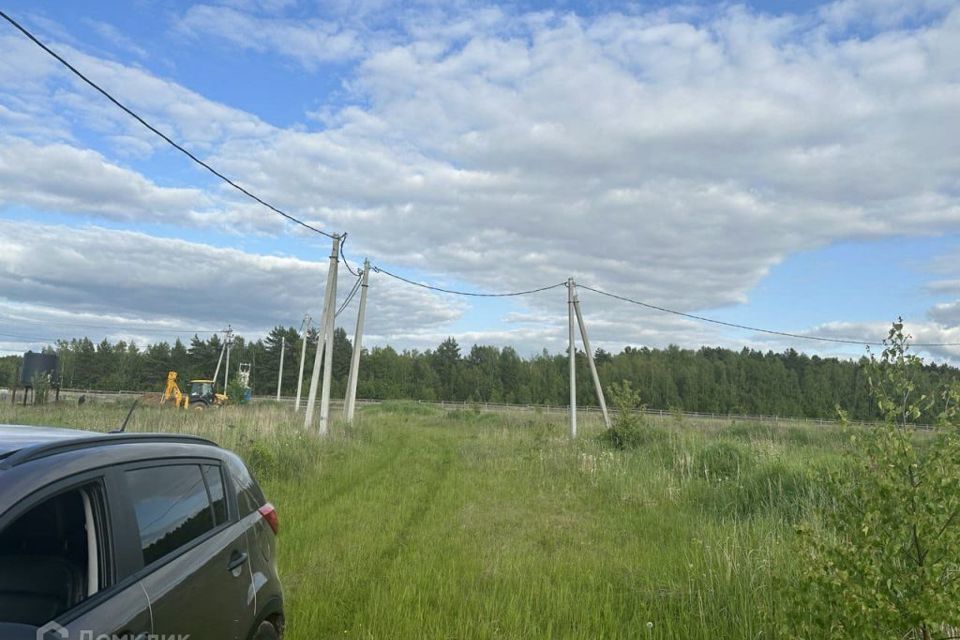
[176,4,365,68]
[927,280,960,296]
[0,30,274,155]
[0,137,208,220]
[2,3,960,358]
[0,220,461,347]
[818,0,955,32]
[204,3,960,320]
[803,319,960,362]
[927,301,960,325]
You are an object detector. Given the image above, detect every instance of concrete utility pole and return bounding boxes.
[568,278,577,438]
[212,337,226,390]
[343,259,370,423]
[295,315,310,411]
[223,325,234,390]
[304,235,339,433]
[572,284,611,429]
[317,253,340,434]
[275,335,285,402]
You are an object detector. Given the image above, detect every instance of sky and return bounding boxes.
[1,0,959,362]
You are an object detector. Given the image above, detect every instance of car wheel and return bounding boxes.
[191,402,207,410]
[251,621,279,640]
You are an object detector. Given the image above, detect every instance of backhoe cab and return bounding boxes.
[188,379,228,409]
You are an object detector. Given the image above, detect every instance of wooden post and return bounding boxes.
[572,284,611,429]
[568,278,577,438]
[344,259,370,423]
[304,235,339,432]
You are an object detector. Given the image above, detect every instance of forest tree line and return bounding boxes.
[1,326,957,422]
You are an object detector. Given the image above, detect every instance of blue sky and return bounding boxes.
[1,0,959,360]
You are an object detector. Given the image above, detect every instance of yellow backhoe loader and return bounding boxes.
[160,371,228,409]
[186,379,228,409]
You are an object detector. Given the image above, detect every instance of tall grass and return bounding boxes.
[0,401,839,638]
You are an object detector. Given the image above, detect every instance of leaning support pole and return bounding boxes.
[568,278,577,438]
[304,235,340,432]
[275,335,285,402]
[295,315,310,411]
[224,339,231,389]
[317,250,340,434]
[344,259,370,423]
[212,339,226,390]
[572,284,611,429]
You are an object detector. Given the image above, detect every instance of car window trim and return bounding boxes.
[0,468,110,526]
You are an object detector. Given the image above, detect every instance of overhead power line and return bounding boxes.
[576,284,960,348]
[0,10,337,241]
[339,233,360,277]
[373,266,568,298]
[335,274,363,318]
[370,267,960,348]
[4,10,958,354]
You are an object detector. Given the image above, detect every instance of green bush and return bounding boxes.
[241,439,278,479]
[789,321,960,638]
[225,379,249,405]
[603,380,657,449]
[31,372,51,405]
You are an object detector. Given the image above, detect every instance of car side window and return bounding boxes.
[202,464,227,525]
[0,482,110,627]
[125,465,214,566]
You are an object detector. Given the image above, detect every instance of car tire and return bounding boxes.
[191,402,207,410]
[251,621,279,640]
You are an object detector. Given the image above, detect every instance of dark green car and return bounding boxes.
[0,425,284,640]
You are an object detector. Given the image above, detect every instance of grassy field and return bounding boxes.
[0,400,849,639]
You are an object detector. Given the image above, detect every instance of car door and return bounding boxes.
[0,471,152,640]
[59,582,152,640]
[117,460,255,640]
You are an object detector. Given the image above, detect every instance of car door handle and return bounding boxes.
[227,550,248,572]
